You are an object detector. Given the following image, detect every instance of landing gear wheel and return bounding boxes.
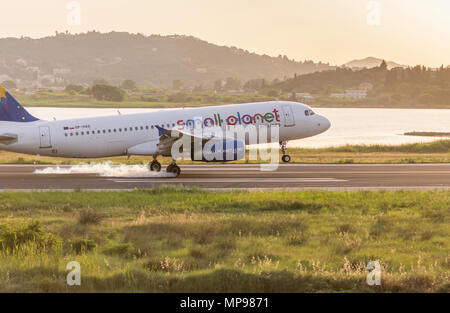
[282,154,291,163]
[280,141,291,163]
[148,160,161,172]
[166,164,181,177]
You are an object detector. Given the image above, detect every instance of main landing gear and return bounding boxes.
[148,156,162,172]
[148,157,181,177]
[166,160,181,177]
[280,141,291,163]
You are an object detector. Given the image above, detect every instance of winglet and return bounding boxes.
[0,85,39,122]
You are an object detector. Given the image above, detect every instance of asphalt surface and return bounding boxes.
[0,163,449,191]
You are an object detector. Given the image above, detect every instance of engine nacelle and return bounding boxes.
[191,139,245,162]
[127,140,160,155]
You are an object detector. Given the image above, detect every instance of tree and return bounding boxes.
[93,79,109,85]
[65,84,85,94]
[172,79,183,90]
[379,60,388,71]
[1,80,17,89]
[214,79,223,91]
[266,89,279,97]
[121,79,137,90]
[243,79,264,92]
[91,84,125,102]
[193,84,203,92]
[224,77,241,90]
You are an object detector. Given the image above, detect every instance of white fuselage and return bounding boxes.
[0,101,330,158]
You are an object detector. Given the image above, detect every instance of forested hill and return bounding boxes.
[0,32,334,87]
[271,62,450,107]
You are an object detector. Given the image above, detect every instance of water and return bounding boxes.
[27,107,450,148]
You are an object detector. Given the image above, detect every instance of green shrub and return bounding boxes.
[0,221,56,251]
[336,223,356,234]
[69,238,97,254]
[91,84,125,102]
[287,231,309,246]
[104,242,134,257]
[77,210,103,225]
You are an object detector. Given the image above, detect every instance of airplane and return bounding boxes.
[0,85,330,177]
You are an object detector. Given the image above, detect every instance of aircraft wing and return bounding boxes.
[155,126,234,156]
[156,125,230,140]
[127,126,237,157]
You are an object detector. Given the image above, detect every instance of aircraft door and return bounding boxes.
[281,104,295,127]
[39,126,52,148]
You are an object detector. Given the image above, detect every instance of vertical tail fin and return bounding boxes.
[0,85,39,122]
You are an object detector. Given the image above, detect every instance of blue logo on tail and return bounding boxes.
[0,86,39,122]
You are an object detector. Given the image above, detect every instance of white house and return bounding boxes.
[331,90,367,99]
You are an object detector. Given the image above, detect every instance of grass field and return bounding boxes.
[0,188,448,292]
[16,92,275,109]
[1,140,449,165]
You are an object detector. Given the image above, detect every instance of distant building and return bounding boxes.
[16,58,27,66]
[27,66,39,72]
[331,90,367,99]
[195,68,207,73]
[291,92,315,102]
[330,93,345,98]
[345,90,367,98]
[225,89,245,94]
[0,74,12,82]
[53,68,71,75]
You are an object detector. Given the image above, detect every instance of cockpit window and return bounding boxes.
[304,109,315,116]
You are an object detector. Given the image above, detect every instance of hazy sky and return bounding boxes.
[1,0,449,67]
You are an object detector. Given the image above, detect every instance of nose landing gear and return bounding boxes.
[280,141,291,163]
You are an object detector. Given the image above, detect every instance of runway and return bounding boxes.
[0,163,449,191]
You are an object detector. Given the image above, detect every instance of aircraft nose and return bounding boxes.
[322,116,331,131]
[317,115,331,133]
